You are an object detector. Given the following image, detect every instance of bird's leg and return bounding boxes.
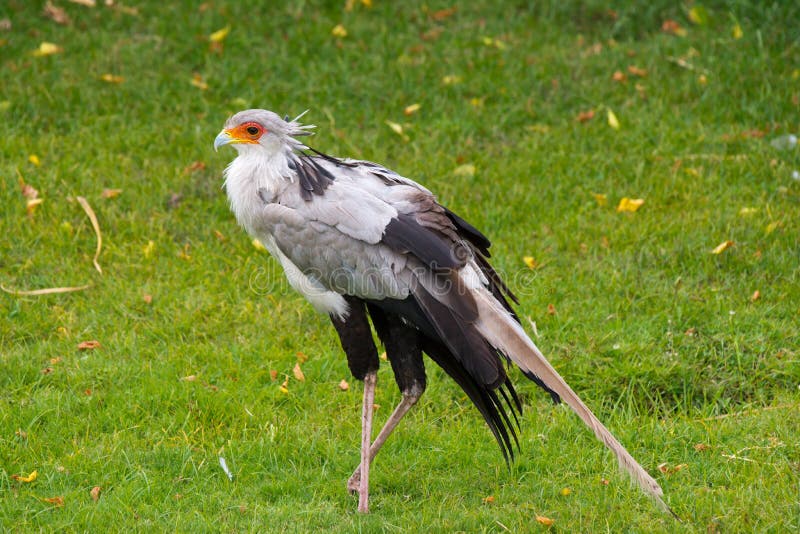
[347,385,422,493]
[357,370,377,513]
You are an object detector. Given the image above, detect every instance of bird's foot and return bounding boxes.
[347,468,361,495]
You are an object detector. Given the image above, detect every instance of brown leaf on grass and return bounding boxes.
[431,7,457,21]
[576,109,595,123]
[90,486,101,501]
[183,161,206,174]
[76,196,103,274]
[523,256,537,269]
[612,70,627,83]
[77,340,101,350]
[546,303,556,315]
[658,462,688,474]
[101,188,122,199]
[292,363,305,382]
[143,294,153,304]
[600,478,610,485]
[627,65,647,77]
[711,240,734,254]
[41,367,54,374]
[43,496,64,507]
[482,495,495,504]
[694,443,711,452]
[403,103,421,116]
[591,192,608,206]
[180,375,198,382]
[661,19,687,36]
[338,379,349,391]
[296,351,308,363]
[50,357,62,364]
[190,73,208,90]
[750,290,760,302]
[269,369,278,381]
[1,284,90,296]
[19,178,39,199]
[26,198,44,216]
[535,515,554,526]
[12,470,37,483]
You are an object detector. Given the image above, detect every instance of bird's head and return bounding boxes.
[214,108,314,157]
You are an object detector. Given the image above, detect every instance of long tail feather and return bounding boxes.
[471,287,671,511]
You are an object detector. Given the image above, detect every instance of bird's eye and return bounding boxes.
[246,126,260,136]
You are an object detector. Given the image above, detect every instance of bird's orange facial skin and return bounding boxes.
[226,122,265,144]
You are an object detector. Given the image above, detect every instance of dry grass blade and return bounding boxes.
[1,284,90,296]
[77,196,103,274]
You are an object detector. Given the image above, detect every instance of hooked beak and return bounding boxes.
[214,129,234,152]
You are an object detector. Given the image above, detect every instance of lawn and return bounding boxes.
[2,0,799,531]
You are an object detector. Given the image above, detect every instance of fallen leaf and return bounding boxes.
[732,23,743,39]
[431,7,457,21]
[143,294,152,304]
[12,470,38,483]
[591,192,608,206]
[684,327,697,336]
[269,369,278,381]
[16,429,28,439]
[68,0,96,6]
[661,19,687,36]
[765,220,780,235]
[1,284,90,296]
[50,357,62,364]
[77,340,101,350]
[292,363,305,382]
[711,240,734,254]
[85,388,92,395]
[178,243,191,261]
[607,108,620,130]
[658,462,688,474]
[627,65,647,77]
[190,73,208,90]
[101,188,122,199]
[452,163,475,177]
[576,109,595,123]
[180,375,198,382]
[19,179,39,199]
[523,256,537,269]
[90,486,101,501]
[385,120,409,141]
[469,97,485,107]
[41,367,53,374]
[441,74,462,85]
[560,487,572,496]
[43,496,64,507]
[100,73,124,84]
[694,443,711,452]
[483,495,495,504]
[44,0,71,26]
[29,154,41,166]
[296,351,309,363]
[209,25,230,43]
[616,197,644,212]
[547,303,556,315]
[331,24,347,38]
[27,198,44,216]
[338,379,349,391]
[183,161,206,174]
[600,478,610,485]
[77,196,103,274]
[535,515,554,526]
[403,103,421,116]
[738,207,757,216]
[33,42,62,57]
[612,70,627,83]
[143,240,156,258]
[698,74,708,85]
[213,229,225,241]
[252,238,266,251]
[279,375,289,394]
[750,290,760,302]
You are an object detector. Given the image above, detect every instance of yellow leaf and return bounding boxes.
[711,240,734,254]
[32,42,62,57]
[441,74,462,85]
[469,97,484,108]
[385,120,409,141]
[616,197,644,212]
[252,238,266,251]
[190,73,208,90]
[738,207,757,216]
[732,23,743,39]
[698,74,708,85]
[100,73,124,84]
[338,379,349,391]
[560,487,572,496]
[279,375,289,394]
[296,351,309,363]
[591,192,608,207]
[143,240,155,258]
[12,470,38,483]
[607,108,620,130]
[403,103,421,116]
[26,198,44,216]
[331,24,347,38]
[69,0,96,6]
[101,188,122,199]
[292,363,305,382]
[523,256,537,269]
[535,515,554,526]
[209,25,230,43]
[452,164,476,177]
[688,6,709,26]
[765,221,780,235]
[28,154,41,166]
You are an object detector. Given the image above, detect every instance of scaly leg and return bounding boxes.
[357,370,377,513]
[348,387,422,493]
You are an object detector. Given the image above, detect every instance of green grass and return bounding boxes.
[2,0,799,531]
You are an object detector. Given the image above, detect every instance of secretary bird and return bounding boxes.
[214,109,671,515]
